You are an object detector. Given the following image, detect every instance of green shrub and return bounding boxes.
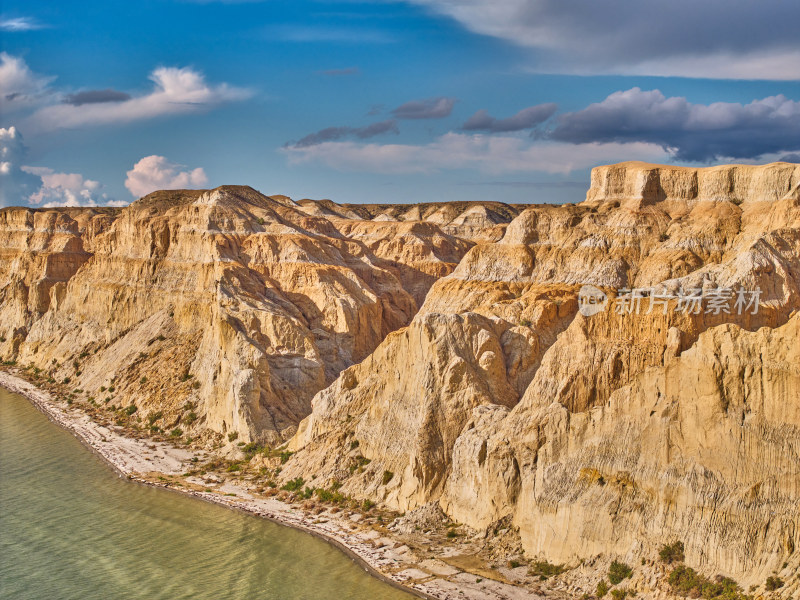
[446,530,459,538]
[227,432,238,442]
[596,579,610,597]
[349,455,371,473]
[170,428,183,437]
[611,589,631,600]
[315,486,349,505]
[382,470,394,485]
[281,477,305,492]
[279,450,293,464]
[124,404,138,415]
[361,499,375,511]
[63,377,71,384]
[668,565,749,599]
[529,560,566,580]
[765,576,783,591]
[226,462,241,472]
[350,439,359,449]
[659,541,685,564]
[140,377,147,384]
[608,561,633,585]
[241,442,260,455]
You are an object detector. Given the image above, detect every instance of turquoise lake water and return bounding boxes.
[0,387,412,600]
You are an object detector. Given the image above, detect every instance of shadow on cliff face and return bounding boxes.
[0,185,523,445]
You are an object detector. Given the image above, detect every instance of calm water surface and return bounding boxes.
[0,388,412,600]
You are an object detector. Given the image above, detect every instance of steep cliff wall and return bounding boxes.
[0,187,522,444]
[285,162,800,589]
[3,162,798,591]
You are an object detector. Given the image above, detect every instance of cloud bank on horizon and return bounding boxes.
[0,0,799,208]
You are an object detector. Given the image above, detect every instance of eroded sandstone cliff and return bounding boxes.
[0,188,522,444]
[285,162,800,591]
[2,162,798,595]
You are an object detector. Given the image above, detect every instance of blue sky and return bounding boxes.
[1,0,799,207]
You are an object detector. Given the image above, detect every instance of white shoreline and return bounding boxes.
[0,370,548,600]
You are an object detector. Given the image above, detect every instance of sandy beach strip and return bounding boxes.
[0,370,547,600]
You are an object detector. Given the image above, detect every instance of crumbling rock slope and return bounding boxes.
[0,187,521,443]
[286,162,800,589]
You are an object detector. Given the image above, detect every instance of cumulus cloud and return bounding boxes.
[463,103,557,132]
[779,153,800,164]
[392,96,456,119]
[0,52,54,112]
[0,16,46,32]
[290,119,399,147]
[62,89,132,106]
[548,88,800,162]
[22,64,251,134]
[284,132,667,175]
[125,155,208,198]
[408,0,800,79]
[0,126,119,208]
[25,167,122,207]
[0,127,42,206]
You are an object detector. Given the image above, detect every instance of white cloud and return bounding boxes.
[24,166,118,207]
[409,0,800,80]
[283,132,668,175]
[0,17,46,32]
[0,52,54,112]
[125,155,208,198]
[607,50,800,81]
[0,127,43,207]
[0,126,120,208]
[20,63,252,134]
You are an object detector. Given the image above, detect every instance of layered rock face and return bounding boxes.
[3,162,798,588]
[0,188,522,443]
[286,162,800,587]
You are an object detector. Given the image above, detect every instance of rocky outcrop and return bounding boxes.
[0,187,522,444]
[285,162,800,590]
